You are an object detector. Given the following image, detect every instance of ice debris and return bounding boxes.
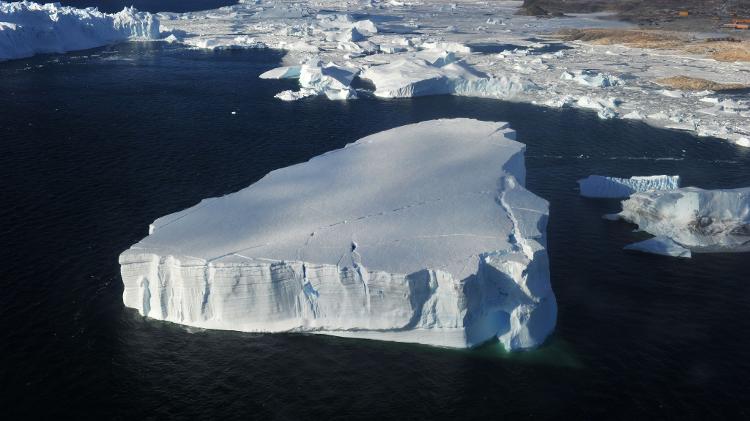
[560,70,623,88]
[266,60,359,100]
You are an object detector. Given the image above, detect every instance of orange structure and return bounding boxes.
[723,18,750,29]
[678,11,689,17]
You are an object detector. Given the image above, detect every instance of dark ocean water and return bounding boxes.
[1,42,750,419]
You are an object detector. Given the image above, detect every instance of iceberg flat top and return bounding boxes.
[129,119,526,279]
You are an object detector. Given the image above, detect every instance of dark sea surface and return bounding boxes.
[1,41,750,419]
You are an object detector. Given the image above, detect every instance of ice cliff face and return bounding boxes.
[0,1,159,61]
[578,175,680,198]
[616,187,750,254]
[360,58,532,99]
[120,119,557,350]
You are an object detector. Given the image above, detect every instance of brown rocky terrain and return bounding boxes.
[655,76,748,91]
[521,0,750,36]
[556,28,750,62]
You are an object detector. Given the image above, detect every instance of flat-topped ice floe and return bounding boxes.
[120,119,557,350]
[612,187,750,256]
[0,1,159,61]
[578,175,680,198]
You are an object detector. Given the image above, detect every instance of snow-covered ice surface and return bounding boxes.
[0,1,160,61]
[613,187,750,255]
[578,175,680,198]
[120,119,557,350]
[155,0,750,146]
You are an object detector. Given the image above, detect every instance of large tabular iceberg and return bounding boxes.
[614,187,750,254]
[0,1,159,61]
[120,119,557,350]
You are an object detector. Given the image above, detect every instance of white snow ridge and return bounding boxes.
[120,119,557,350]
[0,1,159,61]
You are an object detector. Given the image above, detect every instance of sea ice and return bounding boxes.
[120,119,557,350]
[152,0,750,145]
[560,70,623,88]
[614,187,750,254]
[575,96,620,119]
[0,1,159,61]
[192,35,266,50]
[578,175,681,199]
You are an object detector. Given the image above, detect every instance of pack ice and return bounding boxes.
[0,1,159,61]
[613,187,750,255]
[119,119,557,350]
[578,175,680,198]
[159,0,750,146]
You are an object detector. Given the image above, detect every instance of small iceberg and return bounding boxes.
[578,175,680,199]
[624,236,691,258]
[611,186,750,257]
